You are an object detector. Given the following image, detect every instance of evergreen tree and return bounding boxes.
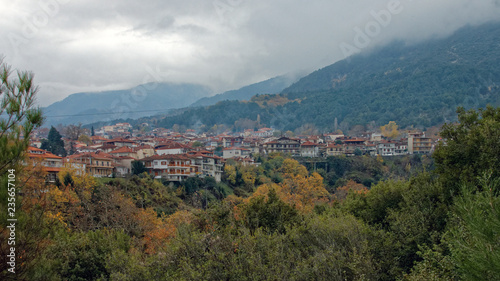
[63,172,74,187]
[0,58,44,176]
[433,106,500,195]
[131,160,147,176]
[446,175,500,280]
[41,126,67,157]
[91,126,95,136]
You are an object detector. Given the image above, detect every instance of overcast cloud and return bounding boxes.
[1,0,499,106]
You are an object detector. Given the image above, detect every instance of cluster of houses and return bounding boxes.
[29,124,436,183]
[222,131,433,158]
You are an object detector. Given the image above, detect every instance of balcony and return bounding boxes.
[414,145,432,149]
[87,164,113,168]
[43,162,63,168]
[164,171,190,176]
[168,162,190,167]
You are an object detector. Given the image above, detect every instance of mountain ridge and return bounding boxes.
[43,82,213,126]
[154,22,500,131]
[190,73,303,107]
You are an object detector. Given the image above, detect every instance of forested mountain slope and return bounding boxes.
[158,22,500,131]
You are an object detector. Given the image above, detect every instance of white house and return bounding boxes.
[222,147,250,159]
[377,141,396,156]
[300,141,321,157]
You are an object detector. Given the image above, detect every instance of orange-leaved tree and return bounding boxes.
[335,180,369,201]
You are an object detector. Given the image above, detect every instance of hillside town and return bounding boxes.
[28,122,438,183]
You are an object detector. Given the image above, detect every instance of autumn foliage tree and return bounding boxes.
[335,180,369,201]
[248,159,330,213]
[0,159,56,279]
[380,121,400,139]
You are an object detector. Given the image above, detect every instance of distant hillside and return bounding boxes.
[155,22,500,131]
[190,74,302,107]
[43,83,212,126]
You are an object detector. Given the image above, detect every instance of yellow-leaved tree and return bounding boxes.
[248,159,330,213]
[380,121,400,139]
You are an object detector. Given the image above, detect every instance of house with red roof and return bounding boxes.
[133,144,155,159]
[343,138,368,156]
[300,141,321,157]
[263,137,301,156]
[27,146,63,182]
[91,135,108,145]
[140,154,192,181]
[109,146,138,159]
[65,151,114,177]
[103,138,137,148]
[155,141,192,155]
[222,147,250,159]
[325,143,344,156]
[188,152,224,182]
[96,143,117,153]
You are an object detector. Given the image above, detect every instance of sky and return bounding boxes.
[1,0,500,107]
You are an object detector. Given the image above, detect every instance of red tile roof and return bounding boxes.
[344,138,366,142]
[105,138,136,144]
[155,142,191,150]
[67,151,114,160]
[27,147,62,159]
[109,146,135,154]
[326,143,342,148]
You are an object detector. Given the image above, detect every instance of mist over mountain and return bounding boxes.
[44,73,305,127]
[154,22,500,131]
[43,83,213,126]
[190,73,303,107]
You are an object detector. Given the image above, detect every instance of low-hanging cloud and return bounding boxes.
[1,0,499,106]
